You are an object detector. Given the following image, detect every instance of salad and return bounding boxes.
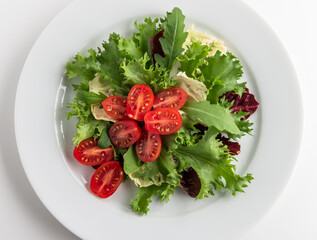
[66,7,259,215]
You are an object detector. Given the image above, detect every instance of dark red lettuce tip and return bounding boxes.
[180,167,201,198]
[222,88,259,120]
[216,134,241,155]
[150,30,165,64]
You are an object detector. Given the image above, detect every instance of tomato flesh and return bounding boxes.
[102,96,128,120]
[109,120,141,148]
[127,84,154,121]
[153,87,187,110]
[136,128,162,162]
[144,108,182,135]
[73,137,114,166]
[90,161,123,198]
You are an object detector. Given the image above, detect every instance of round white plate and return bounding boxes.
[15,0,302,239]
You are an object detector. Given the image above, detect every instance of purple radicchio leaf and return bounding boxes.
[180,167,201,198]
[216,134,241,155]
[223,88,259,120]
[150,30,165,64]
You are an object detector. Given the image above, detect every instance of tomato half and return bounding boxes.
[73,137,114,166]
[144,108,182,135]
[136,128,162,162]
[102,96,128,120]
[109,120,141,148]
[126,84,154,121]
[153,87,187,110]
[90,161,123,198]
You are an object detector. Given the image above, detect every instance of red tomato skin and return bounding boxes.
[144,108,182,135]
[90,161,123,198]
[126,84,154,121]
[102,96,128,120]
[73,137,114,166]
[135,128,162,162]
[109,120,141,148]
[153,87,188,110]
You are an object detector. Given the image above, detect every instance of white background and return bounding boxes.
[0,0,315,239]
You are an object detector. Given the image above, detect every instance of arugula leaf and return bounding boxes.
[182,101,240,135]
[77,90,106,104]
[123,146,143,175]
[200,51,246,103]
[178,39,209,79]
[155,7,188,69]
[171,128,253,198]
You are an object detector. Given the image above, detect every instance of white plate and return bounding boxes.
[15,0,302,239]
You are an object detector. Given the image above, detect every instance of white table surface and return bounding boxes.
[0,0,316,239]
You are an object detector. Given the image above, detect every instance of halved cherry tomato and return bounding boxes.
[144,108,182,135]
[90,161,123,198]
[73,137,114,166]
[109,120,141,148]
[153,87,187,110]
[126,84,154,121]
[136,128,162,162]
[102,96,127,120]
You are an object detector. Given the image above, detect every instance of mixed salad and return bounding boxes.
[66,7,259,215]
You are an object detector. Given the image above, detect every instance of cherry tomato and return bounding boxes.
[144,108,182,135]
[90,161,123,198]
[135,128,162,162]
[73,137,114,166]
[153,87,187,110]
[127,84,154,121]
[109,120,141,148]
[102,96,128,120]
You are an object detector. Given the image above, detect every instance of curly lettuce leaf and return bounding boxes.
[133,17,160,65]
[200,51,246,103]
[120,53,176,94]
[124,146,180,214]
[171,127,253,199]
[178,38,209,79]
[130,183,175,215]
[155,7,188,69]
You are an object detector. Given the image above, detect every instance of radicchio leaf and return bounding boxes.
[216,134,241,155]
[223,88,259,119]
[180,167,201,198]
[150,30,165,63]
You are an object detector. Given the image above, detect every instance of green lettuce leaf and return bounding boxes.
[133,17,160,65]
[171,127,253,199]
[182,101,240,134]
[200,51,246,103]
[118,36,143,60]
[155,7,188,69]
[98,33,128,95]
[77,90,106,104]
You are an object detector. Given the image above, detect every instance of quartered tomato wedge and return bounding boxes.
[102,96,128,120]
[73,137,114,166]
[126,84,154,121]
[90,161,123,198]
[109,120,141,148]
[153,87,187,110]
[144,108,182,135]
[136,128,162,162]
